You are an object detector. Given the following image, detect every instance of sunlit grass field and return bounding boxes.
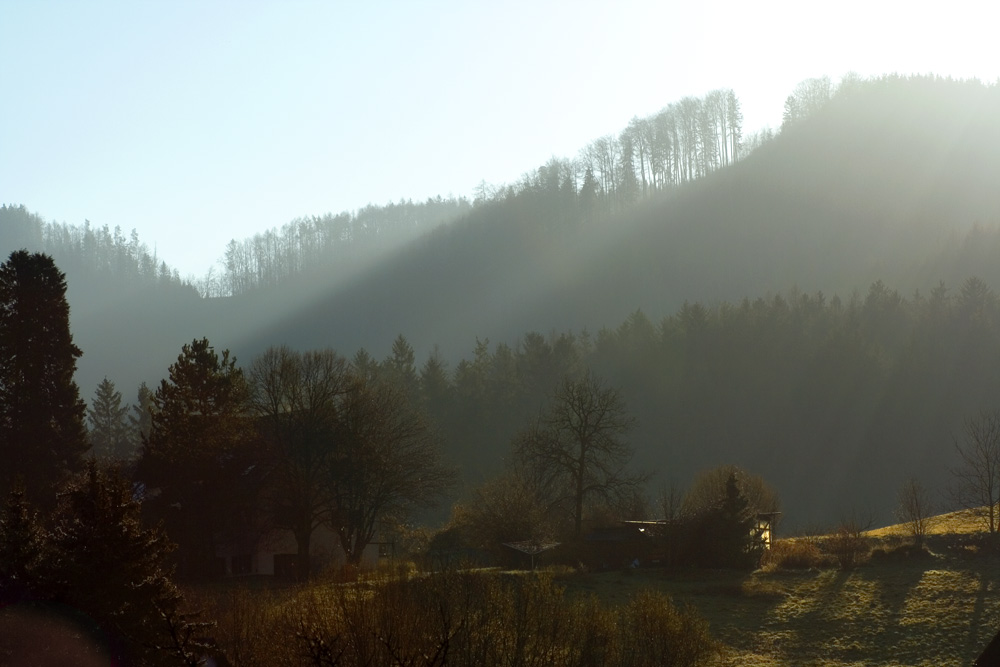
[866,507,985,538]
[558,557,1000,666]
[556,512,1000,666]
[196,511,1000,666]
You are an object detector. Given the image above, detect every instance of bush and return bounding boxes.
[824,522,871,570]
[190,584,281,667]
[617,590,721,667]
[285,569,719,667]
[760,539,830,570]
[197,568,720,666]
[870,542,933,562]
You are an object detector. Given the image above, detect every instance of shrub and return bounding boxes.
[288,568,718,667]
[760,538,829,570]
[869,542,933,562]
[824,522,871,570]
[192,584,281,667]
[617,590,721,667]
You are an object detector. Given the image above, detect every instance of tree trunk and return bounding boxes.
[294,527,312,581]
[347,544,364,566]
[575,464,585,538]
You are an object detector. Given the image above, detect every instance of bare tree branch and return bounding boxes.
[515,372,647,537]
[950,410,1000,535]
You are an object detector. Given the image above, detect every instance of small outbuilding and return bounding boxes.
[754,512,781,549]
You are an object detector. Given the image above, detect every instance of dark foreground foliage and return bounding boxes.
[0,463,215,666]
[197,568,719,667]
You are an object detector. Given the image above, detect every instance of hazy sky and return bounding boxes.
[4,0,997,278]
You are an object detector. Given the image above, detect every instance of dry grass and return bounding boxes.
[760,538,832,571]
[867,507,983,538]
[190,509,1000,666]
[193,568,720,666]
[557,533,1000,666]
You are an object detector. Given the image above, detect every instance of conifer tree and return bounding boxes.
[87,377,134,459]
[686,472,764,569]
[45,462,213,665]
[385,333,419,401]
[136,338,259,577]
[0,250,88,507]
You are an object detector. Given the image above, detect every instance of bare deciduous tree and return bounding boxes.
[455,468,552,554]
[331,375,454,565]
[515,372,646,537]
[247,346,348,580]
[827,510,874,570]
[895,478,934,546]
[950,410,1000,535]
[658,483,685,522]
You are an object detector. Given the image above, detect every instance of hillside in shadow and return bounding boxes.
[224,77,1000,364]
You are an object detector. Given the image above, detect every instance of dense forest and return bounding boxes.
[6,74,1000,530]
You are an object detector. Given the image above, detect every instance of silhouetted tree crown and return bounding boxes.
[514,372,644,538]
[45,462,213,665]
[246,345,349,580]
[136,338,259,578]
[0,250,88,507]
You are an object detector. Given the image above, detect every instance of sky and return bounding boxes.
[3,0,999,279]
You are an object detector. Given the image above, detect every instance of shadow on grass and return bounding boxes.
[559,554,1000,666]
[963,559,1000,662]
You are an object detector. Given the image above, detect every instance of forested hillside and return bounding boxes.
[7,74,1000,528]
[223,76,1000,362]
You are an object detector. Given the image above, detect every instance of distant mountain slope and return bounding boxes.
[223,76,1000,364]
[13,76,1000,530]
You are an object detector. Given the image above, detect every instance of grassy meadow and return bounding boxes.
[192,512,1000,666]
[558,551,1000,666]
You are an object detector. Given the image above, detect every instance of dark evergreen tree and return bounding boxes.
[419,347,452,414]
[715,472,764,568]
[0,250,88,507]
[87,377,134,460]
[686,472,763,569]
[579,165,599,220]
[136,338,259,578]
[384,333,419,401]
[351,347,381,383]
[44,462,213,665]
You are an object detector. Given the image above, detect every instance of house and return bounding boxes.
[614,512,780,569]
[754,512,781,549]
